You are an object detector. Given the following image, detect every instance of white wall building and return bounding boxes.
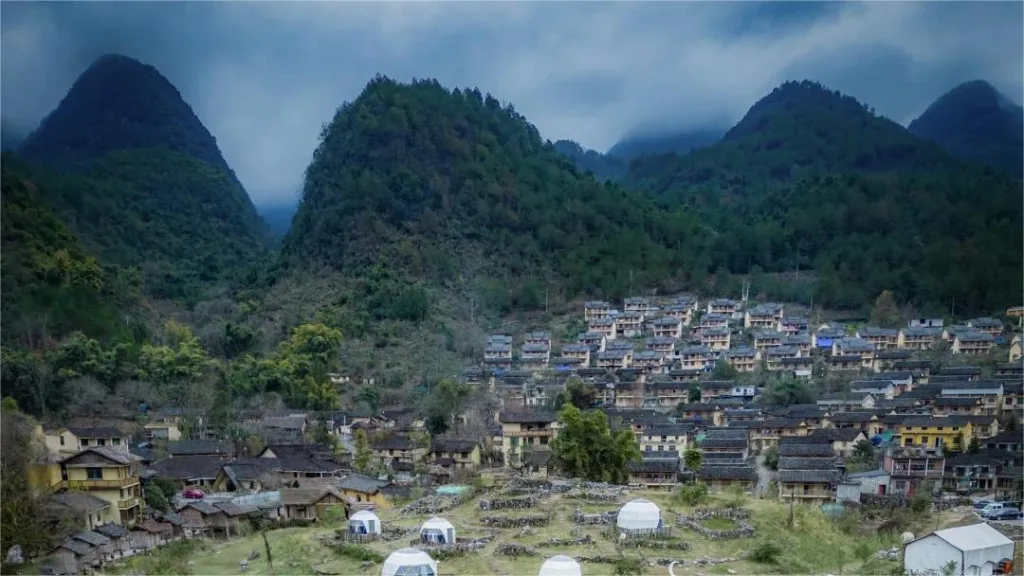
[904,523,1014,576]
[382,548,438,576]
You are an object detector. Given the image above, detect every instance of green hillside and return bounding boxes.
[13,54,269,299]
[282,76,704,312]
[625,80,1022,313]
[552,139,626,181]
[908,80,1023,177]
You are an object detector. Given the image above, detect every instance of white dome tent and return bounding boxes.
[348,510,382,535]
[616,498,662,532]
[419,517,456,544]
[381,548,438,576]
[538,554,583,576]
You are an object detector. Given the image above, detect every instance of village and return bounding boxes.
[17,294,1024,576]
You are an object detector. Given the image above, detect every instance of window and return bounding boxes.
[98,439,106,446]
[112,438,121,445]
[81,439,90,447]
[86,468,103,480]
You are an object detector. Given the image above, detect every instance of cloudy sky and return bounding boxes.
[2,1,1021,206]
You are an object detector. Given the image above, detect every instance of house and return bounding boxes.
[262,415,308,442]
[58,446,143,526]
[832,338,875,369]
[722,408,762,426]
[857,327,899,350]
[909,318,943,329]
[371,435,427,468]
[898,326,941,351]
[178,500,231,536]
[698,313,730,330]
[723,347,759,372]
[617,311,644,338]
[131,518,173,550]
[639,424,691,458]
[940,380,1005,416]
[561,344,592,366]
[278,487,345,520]
[94,523,132,559]
[143,411,183,442]
[808,428,868,458]
[883,445,945,496]
[904,523,1014,576]
[778,443,835,459]
[653,316,683,339]
[45,427,130,458]
[624,296,656,315]
[937,365,983,379]
[678,403,724,426]
[1010,335,1022,362]
[50,492,113,530]
[873,350,913,372]
[584,300,612,321]
[696,466,757,491]
[750,420,809,451]
[663,303,694,326]
[675,345,716,372]
[521,343,551,368]
[942,451,1018,493]
[780,317,808,335]
[212,460,279,493]
[167,440,231,458]
[701,429,749,458]
[148,454,224,488]
[813,326,847,351]
[870,371,915,394]
[779,405,830,429]
[597,348,632,370]
[816,392,876,411]
[1000,381,1023,424]
[522,449,553,478]
[777,455,840,502]
[339,474,391,509]
[765,346,800,372]
[700,326,730,351]
[706,298,738,316]
[850,380,896,400]
[45,539,97,574]
[588,317,617,341]
[700,380,755,402]
[828,354,862,372]
[744,303,784,330]
[838,469,891,501]
[648,381,691,409]
[828,412,883,437]
[627,452,679,488]
[983,431,1024,454]
[633,350,665,372]
[430,439,481,471]
[524,331,551,347]
[498,411,558,468]
[896,417,972,450]
[966,317,1003,337]
[952,332,994,355]
[577,331,607,353]
[932,397,984,416]
[646,336,677,354]
[783,333,813,357]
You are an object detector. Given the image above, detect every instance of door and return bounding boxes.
[368,520,376,533]
[879,485,887,495]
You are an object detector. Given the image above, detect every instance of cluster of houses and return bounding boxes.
[482,296,1009,380]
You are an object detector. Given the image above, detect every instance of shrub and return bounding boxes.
[332,543,385,563]
[749,541,782,564]
[678,481,710,507]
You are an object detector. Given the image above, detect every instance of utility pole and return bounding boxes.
[545,287,549,313]
[788,486,795,528]
[470,298,475,324]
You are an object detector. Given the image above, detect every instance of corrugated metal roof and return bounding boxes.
[932,523,1013,551]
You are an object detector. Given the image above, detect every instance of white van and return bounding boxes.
[980,502,1008,517]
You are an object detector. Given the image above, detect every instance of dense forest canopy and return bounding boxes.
[283,76,706,302]
[623,80,1022,314]
[908,80,1024,177]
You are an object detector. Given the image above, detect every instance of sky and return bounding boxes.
[2,1,1022,207]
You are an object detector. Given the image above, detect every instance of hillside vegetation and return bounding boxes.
[908,79,1024,177]
[282,76,705,309]
[625,80,1022,313]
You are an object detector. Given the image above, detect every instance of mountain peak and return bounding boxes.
[19,53,231,172]
[908,79,1023,175]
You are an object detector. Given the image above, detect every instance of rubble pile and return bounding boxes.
[479,495,538,510]
[539,535,596,547]
[494,543,539,557]
[572,508,617,525]
[480,514,551,528]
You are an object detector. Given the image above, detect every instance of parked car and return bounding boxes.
[182,488,205,499]
[972,499,993,510]
[980,502,1010,517]
[987,507,1022,521]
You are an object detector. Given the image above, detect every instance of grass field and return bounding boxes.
[99,482,1008,576]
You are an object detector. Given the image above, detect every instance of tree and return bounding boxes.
[550,405,640,484]
[870,290,901,327]
[145,485,170,512]
[552,376,596,411]
[684,448,703,475]
[711,360,739,380]
[688,383,701,403]
[353,429,373,473]
[425,378,472,434]
[760,378,814,407]
[966,436,980,454]
[764,446,779,470]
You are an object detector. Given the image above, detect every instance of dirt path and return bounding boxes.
[753,453,773,497]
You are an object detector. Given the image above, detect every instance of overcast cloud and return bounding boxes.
[2,1,1021,206]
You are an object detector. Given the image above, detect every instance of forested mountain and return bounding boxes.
[552,140,626,181]
[908,80,1023,176]
[282,76,704,312]
[608,128,723,160]
[257,200,300,240]
[1,119,26,151]
[625,80,1022,313]
[10,54,269,298]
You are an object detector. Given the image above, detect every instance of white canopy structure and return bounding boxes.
[904,523,1014,576]
[348,509,382,535]
[538,554,583,576]
[381,548,438,576]
[616,498,662,531]
[419,516,456,544]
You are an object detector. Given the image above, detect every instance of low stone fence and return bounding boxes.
[677,508,755,540]
[564,490,621,502]
[401,494,468,515]
[861,494,910,509]
[574,555,619,564]
[572,508,618,525]
[653,554,747,566]
[617,537,690,551]
[332,531,380,544]
[605,526,674,540]
[479,495,538,510]
[494,543,539,557]
[539,535,595,547]
[480,514,551,528]
[381,526,417,541]
[690,507,751,520]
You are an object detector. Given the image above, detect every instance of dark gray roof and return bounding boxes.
[778,444,834,457]
[778,470,841,484]
[66,427,124,438]
[703,451,747,462]
[934,397,981,407]
[73,531,110,546]
[61,445,141,465]
[703,428,748,439]
[371,435,418,451]
[180,500,222,515]
[828,411,877,423]
[338,474,387,494]
[809,428,865,443]
[158,511,185,526]
[168,440,230,456]
[60,539,92,555]
[629,458,680,473]
[523,450,553,467]
[700,438,747,449]
[52,492,110,513]
[778,457,838,471]
[93,523,128,538]
[148,455,224,480]
[499,411,556,424]
[432,438,479,453]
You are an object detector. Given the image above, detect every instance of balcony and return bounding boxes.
[118,497,140,509]
[888,466,944,478]
[64,476,139,490]
[514,429,555,437]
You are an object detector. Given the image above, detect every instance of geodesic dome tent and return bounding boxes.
[616,498,662,531]
[538,554,583,576]
[419,516,456,544]
[348,509,382,535]
[381,548,438,576]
